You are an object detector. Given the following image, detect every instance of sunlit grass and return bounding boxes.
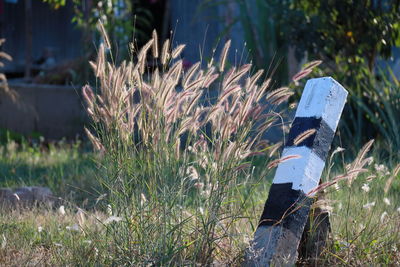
[0,141,98,203]
[0,142,399,265]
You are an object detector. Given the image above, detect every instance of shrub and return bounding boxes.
[355,70,400,159]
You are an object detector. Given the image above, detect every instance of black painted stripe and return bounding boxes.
[286,117,335,160]
[259,183,313,239]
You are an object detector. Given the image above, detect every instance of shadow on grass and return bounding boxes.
[0,150,101,207]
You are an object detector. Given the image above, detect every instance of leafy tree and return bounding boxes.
[275,0,400,149]
[286,0,400,72]
[41,0,65,10]
[42,0,153,53]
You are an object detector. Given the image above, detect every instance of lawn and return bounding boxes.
[0,140,399,266]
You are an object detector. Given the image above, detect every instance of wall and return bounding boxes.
[0,83,88,139]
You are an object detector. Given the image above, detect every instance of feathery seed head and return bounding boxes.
[151,30,159,58]
[161,39,170,66]
[219,40,231,72]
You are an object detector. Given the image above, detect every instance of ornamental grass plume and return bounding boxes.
[307,140,375,196]
[82,22,314,265]
[0,39,17,101]
[82,26,296,162]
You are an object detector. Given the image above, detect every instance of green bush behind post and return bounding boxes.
[355,69,400,160]
[203,0,400,156]
[278,0,400,154]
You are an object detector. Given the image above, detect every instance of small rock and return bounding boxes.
[0,188,13,199]
[31,186,53,202]
[14,187,35,203]
[0,188,18,206]
[0,186,54,209]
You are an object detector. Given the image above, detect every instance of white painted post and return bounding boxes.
[246,77,348,266]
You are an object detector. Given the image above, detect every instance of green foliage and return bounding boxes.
[71,0,153,50]
[275,0,400,153]
[201,0,400,86]
[41,0,66,9]
[287,0,400,70]
[355,69,400,159]
[40,0,154,84]
[233,0,288,82]
[308,65,400,158]
[42,0,154,58]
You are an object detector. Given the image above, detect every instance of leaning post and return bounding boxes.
[246,77,348,266]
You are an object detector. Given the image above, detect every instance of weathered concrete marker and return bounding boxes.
[246,77,348,266]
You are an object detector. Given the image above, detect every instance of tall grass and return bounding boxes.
[81,24,307,265]
[355,70,400,159]
[321,159,400,265]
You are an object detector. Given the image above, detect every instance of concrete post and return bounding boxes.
[246,77,348,266]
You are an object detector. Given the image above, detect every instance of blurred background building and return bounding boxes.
[0,0,399,148]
